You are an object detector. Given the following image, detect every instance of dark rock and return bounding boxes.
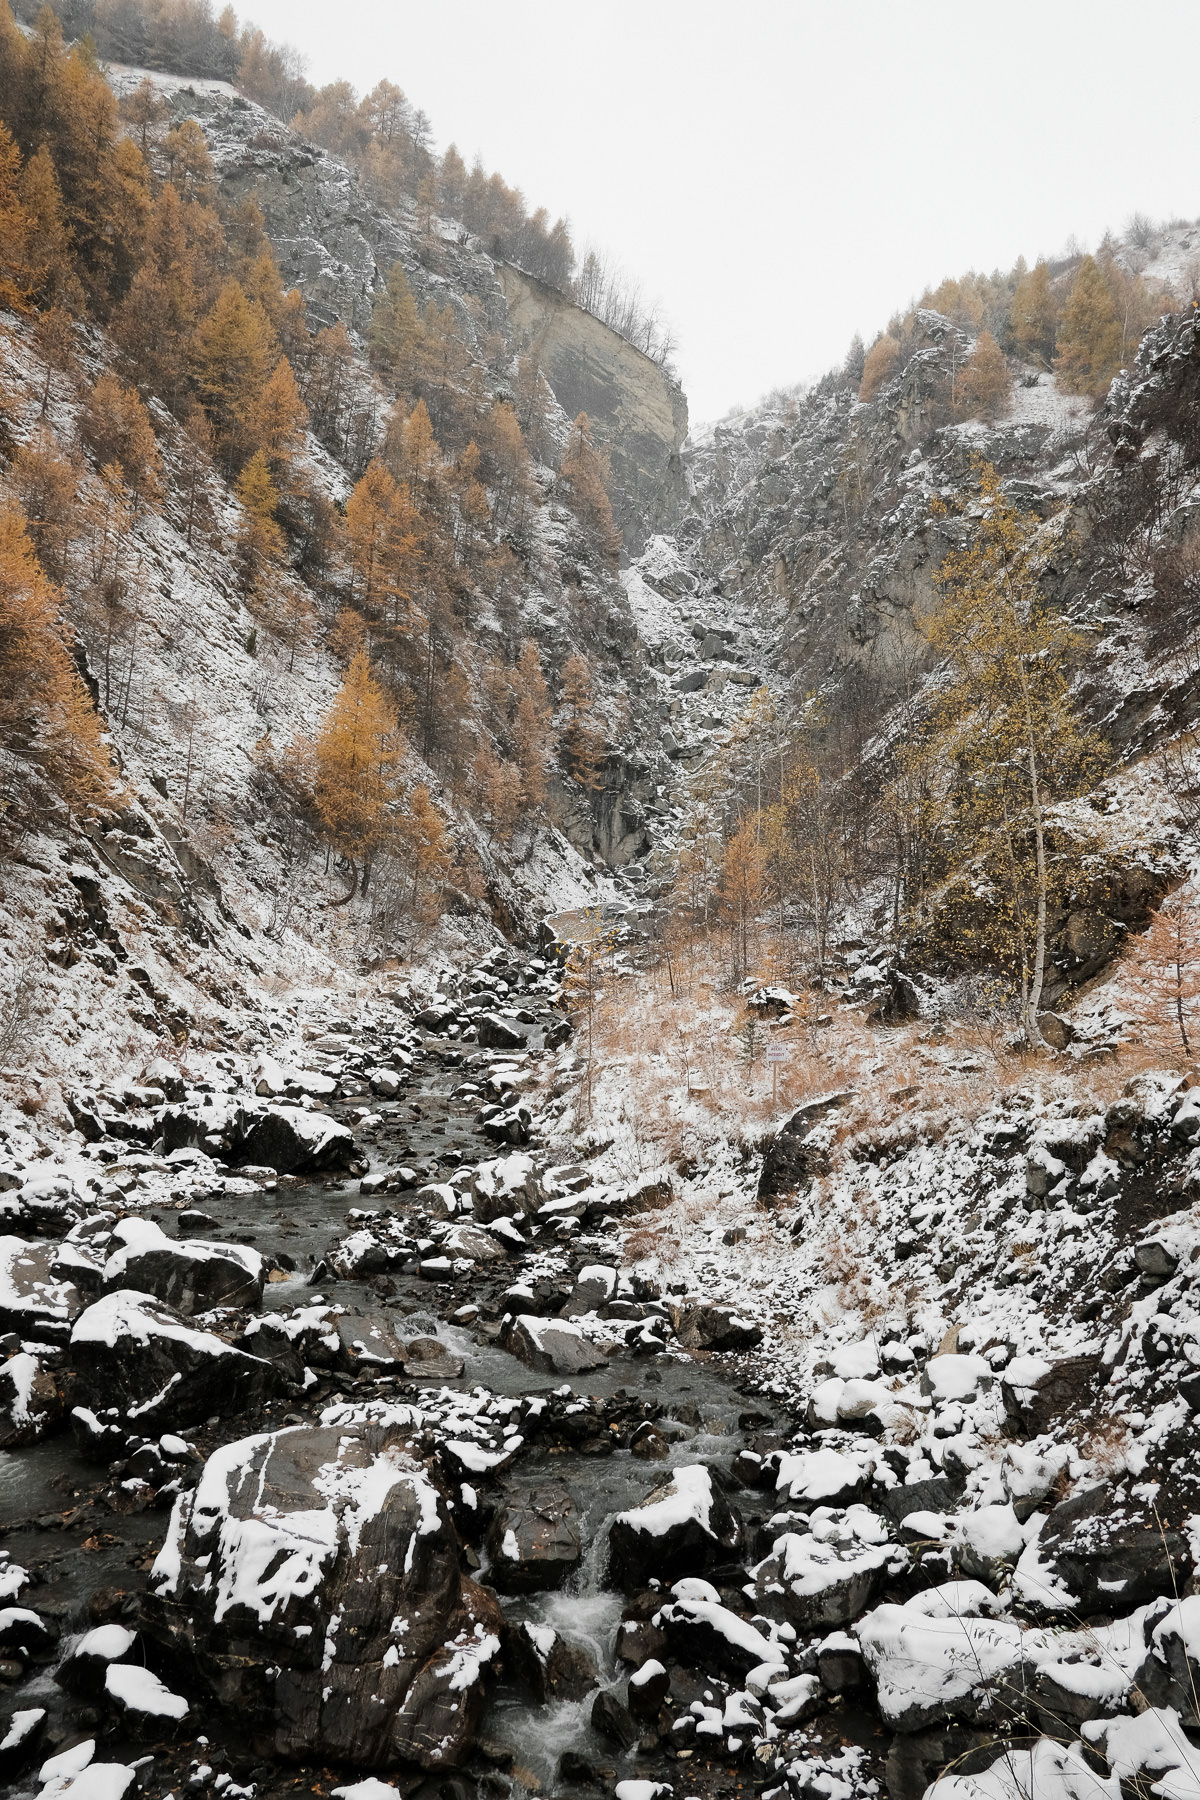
[818,1633,865,1692]
[608,1464,743,1591]
[0,1704,45,1779]
[591,1689,639,1749]
[102,1219,265,1313]
[671,1302,762,1352]
[55,1622,138,1698]
[500,1313,608,1374]
[177,1210,220,1239]
[0,1608,55,1659]
[237,1105,355,1175]
[0,1351,64,1448]
[68,1289,280,1431]
[476,1014,528,1051]
[485,1481,581,1593]
[1002,1354,1100,1435]
[615,1619,668,1668]
[1025,1482,1191,1617]
[628,1656,670,1720]
[507,1620,598,1703]
[654,1579,779,1679]
[145,1420,499,1769]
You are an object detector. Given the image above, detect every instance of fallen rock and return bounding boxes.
[485,1481,581,1592]
[608,1463,743,1590]
[56,1622,138,1698]
[237,1104,356,1175]
[507,1620,598,1703]
[0,1236,83,1339]
[500,1313,609,1375]
[855,1582,1022,1732]
[146,1419,497,1768]
[476,1014,529,1051]
[101,1219,264,1314]
[68,1289,280,1431]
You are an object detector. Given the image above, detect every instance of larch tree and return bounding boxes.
[717,817,768,983]
[80,373,162,503]
[399,781,451,913]
[956,329,1012,421]
[190,277,277,465]
[234,449,284,595]
[858,333,900,401]
[309,648,403,899]
[1009,259,1057,367]
[366,260,423,387]
[920,462,1104,1045]
[1055,256,1124,397]
[1124,884,1200,1062]
[558,413,620,560]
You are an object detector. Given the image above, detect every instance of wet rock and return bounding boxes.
[0,1236,83,1339]
[609,1463,743,1590]
[485,1480,581,1592]
[628,1656,670,1720]
[630,1421,671,1459]
[68,1289,280,1431]
[334,1308,408,1370]
[500,1313,609,1375]
[402,1337,465,1381]
[818,1630,866,1692]
[146,1419,497,1769]
[177,1210,220,1239]
[0,1607,55,1659]
[101,1218,265,1313]
[592,1688,639,1749]
[56,1622,138,1698]
[670,1301,762,1352]
[615,1618,668,1668]
[2,1177,87,1238]
[507,1620,598,1703]
[0,1351,64,1448]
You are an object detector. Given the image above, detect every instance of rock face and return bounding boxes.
[145,1421,499,1769]
[495,263,689,551]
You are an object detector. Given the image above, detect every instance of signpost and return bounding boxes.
[765,1041,786,1104]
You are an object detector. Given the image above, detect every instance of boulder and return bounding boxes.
[608,1463,743,1591]
[0,1707,46,1781]
[101,1219,264,1314]
[653,1577,784,1680]
[500,1314,608,1375]
[0,1236,83,1339]
[68,1289,280,1431]
[402,1337,465,1382]
[628,1657,670,1720]
[485,1481,581,1592]
[104,1664,189,1732]
[56,1623,138,1698]
[751,1508,896,1630]
[476,1014,528,1051]
[146,1420,496,1769]
[0,1351,63,1448]
[855,1583,1023,1732]
[334,1309,409,1371]
[237,1105,355,1175]
[507,1620,598,1703]
[564,1264,618,1317]
[671,1301,762,1353]
[1013,1482,1190,1617]
[591,1688,639,1749]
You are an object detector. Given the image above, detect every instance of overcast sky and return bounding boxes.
[239,0,1200,427]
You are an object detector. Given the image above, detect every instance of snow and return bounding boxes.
[855,1583,1024,1728]
[614,1462,719,1540]
[104,1662,189,1718]
[659,1577,785,1669]
[925,1739,1117,1800]
[73,1623,136,1662]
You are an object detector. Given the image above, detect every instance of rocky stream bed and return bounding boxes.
[7,950,1200,1800]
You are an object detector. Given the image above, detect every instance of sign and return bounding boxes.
[765,1045,787,1063]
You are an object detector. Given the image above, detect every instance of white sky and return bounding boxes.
[238,0,1200,427]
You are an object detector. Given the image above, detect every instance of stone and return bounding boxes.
[592,1689,639,1749]
[564,1264,618,1317]
[608,1463,743,1591]
[0,1236,82,1339]
[55,1622,138,1698]
[0,1352,63,1449]
[176,1210,220,1239]
[671,1302,762,1352]
[237,1105,356,1175]
[507,1621,598,1704]
[1013,1482,1190,1617]
[68,1289,280,1431]
[334,1308,408,1370]
[476,1014,528,1051]
[145,1421,498,1769]
[500,1314,609,1375]
[101,1218,264,1314]
[485,1481,581,1593]
[628,1657,670,1720]
[0,1706,45,1781]
[402,1337,465,1381]
[654,1577,783,1680]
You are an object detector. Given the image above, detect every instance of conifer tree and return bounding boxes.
[190,277,277,465]
[718,818,767,982]
[558,413,620,559]
[858,333,900,401]
[343,457,419,622]
[366,260,423,384]
[399,781,451,911]
[1055,255,1124,397]
[956,329,1011,421]
[919,462,1104,1044]
[254,356,308,479]
[309,648,402,898]
[17,142,79,311]
[80,372,162,502]
[234,449,284,593]
[1009,259,1057,367]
